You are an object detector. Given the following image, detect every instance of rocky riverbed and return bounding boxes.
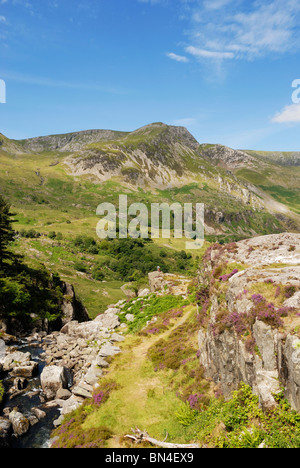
[0,301,128,448]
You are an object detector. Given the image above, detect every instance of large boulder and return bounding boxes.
[9,410,30,437]
[10,361,39,378]
[40,365,69,400]
[94,309,120,329]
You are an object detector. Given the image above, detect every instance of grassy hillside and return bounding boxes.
[1,122,299,317]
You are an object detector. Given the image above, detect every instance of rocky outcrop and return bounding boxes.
[197,233,300,411]
[198,320,287,410]
[61,282,89,326]
[148,271,166,293]
[148,272,190,297]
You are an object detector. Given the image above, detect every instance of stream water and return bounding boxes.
[2,340,60,449]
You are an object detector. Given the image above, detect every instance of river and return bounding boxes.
[2,339,60,449]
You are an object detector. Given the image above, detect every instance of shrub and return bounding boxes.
[285,285,297,299]
[175,401,198,426]
[74,261,87,273]
[219,269,239,282]
[92,379,119,407]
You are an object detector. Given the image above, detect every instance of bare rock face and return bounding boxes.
[61,282,90,326]
[148,271,166,293]
[197,232,300,411]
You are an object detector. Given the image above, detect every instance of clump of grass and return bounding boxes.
[120,294,186,334]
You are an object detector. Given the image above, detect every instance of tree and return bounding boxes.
[0,196,15,265]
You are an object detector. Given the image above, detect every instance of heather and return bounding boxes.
[51,411,113,449]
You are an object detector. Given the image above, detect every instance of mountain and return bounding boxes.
[1,122,299,242]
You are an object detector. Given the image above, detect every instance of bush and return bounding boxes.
[74,261,87,273]
[175,401,198,426]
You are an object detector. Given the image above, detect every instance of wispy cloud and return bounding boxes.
[163,0,300,63]
[271,104,300,123]
[166,52,189,63]
[185,46,234,60]
[138,0,168,4]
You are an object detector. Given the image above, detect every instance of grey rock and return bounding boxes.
[40,365,69,400]
[99,342,121,358]
[32,407,46,420]
[2,351,31,372]
[148,271,166,293]
[0,339,6,364]
[56,388,72,400]
[9,410,30,437]
[10,361,39,378]
[125,314,135,323]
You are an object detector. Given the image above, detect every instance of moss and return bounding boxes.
[0,380,4,405]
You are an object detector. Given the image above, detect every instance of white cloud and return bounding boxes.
[0,15,7,23]
[166,52,189,63]
[178,0,300,62]
[271,104,300,123]
[203,0,234,10]
[185,46,234,60]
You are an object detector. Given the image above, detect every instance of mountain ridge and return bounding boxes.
[0,122,299,240]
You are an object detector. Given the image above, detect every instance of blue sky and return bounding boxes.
[1,0,300,150]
